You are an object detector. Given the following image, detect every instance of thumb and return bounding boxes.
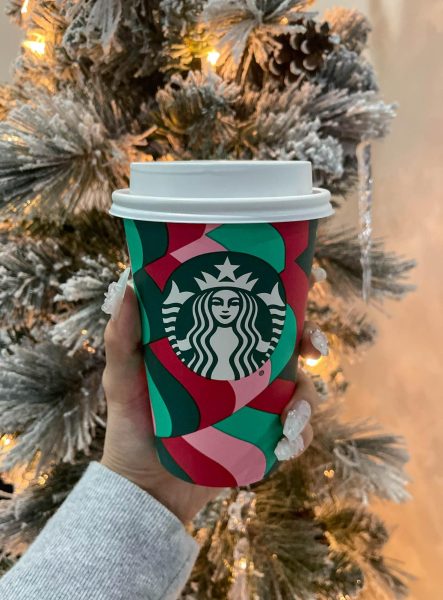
[102,283,152,425]
[103,284,143,377]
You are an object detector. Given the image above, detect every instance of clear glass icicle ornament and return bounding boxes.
[356,141,373,302]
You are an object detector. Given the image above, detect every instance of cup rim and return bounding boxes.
[110,187,334,224]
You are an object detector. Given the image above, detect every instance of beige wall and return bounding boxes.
[1,1,443,598]
[0,9,22,82]
[320,1,443,598]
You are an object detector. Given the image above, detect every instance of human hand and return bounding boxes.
[101,268,327,524]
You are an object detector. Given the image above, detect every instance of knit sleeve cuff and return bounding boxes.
[0,461,200,600]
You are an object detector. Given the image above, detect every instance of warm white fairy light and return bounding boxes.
[207,49,220,66]
[1,434,13,447]
[306,356,322,367]
[23,33,46,56]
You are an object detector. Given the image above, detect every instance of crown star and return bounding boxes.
[194,257,258,292]
[214,257,240,281]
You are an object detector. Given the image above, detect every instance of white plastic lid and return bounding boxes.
[110,161,333,223]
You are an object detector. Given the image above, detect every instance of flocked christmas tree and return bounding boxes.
[0,1,416,598]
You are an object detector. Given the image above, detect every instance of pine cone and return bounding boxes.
[269,20,339,82]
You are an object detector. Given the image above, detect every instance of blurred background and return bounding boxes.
[1,0,442,597]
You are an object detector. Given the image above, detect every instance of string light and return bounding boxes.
[238,557,248,570]
[82,339,96,354]
[324,469,335,479]
[306,356,322,367]
[23,33,46,56]
[280,16,289,25]
[207,49,220,66]
[1,434,13,447]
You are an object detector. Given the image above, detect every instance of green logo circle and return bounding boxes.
[162,252,286,381]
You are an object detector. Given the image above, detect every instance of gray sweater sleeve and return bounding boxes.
[0,461,200,600]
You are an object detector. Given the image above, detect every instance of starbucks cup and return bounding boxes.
[110,161,333,487]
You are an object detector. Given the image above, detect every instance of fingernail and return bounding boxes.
[283,400,311,441]
[101,267,131,321]
[310,329,329,356]
[274,435,305,461]
[312,266,327,283]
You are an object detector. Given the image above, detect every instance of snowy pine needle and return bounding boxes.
[202,0,312,77]
[0,342,104,473]
[324,7,371,55]
[0,86,151,220]
[316,228,416,301]
[316,47,379,93]
[156,71,240,157]
[60,0,163,80]
[52,255,117,352]
[0,237,72,321]
[311,406,410,504]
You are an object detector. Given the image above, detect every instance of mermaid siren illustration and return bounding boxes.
[162,257,286,381]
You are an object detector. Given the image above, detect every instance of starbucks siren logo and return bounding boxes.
[162,254,286,381]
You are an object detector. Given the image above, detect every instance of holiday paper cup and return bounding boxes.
[111,161,333,487]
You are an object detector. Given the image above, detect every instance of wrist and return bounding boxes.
[100,457,212,525]
[143,485,197,525]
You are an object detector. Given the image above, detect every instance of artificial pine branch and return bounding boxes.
[4,0,24,25]
[316,228,416,301]
[0,325,38,354]
[315,47,379,93]
[160,0,211,72]
[51,255,118,352]
[307,88,397,144]
[11,1,73,93]
[60,0,164,82]
[0,554,15,577]
[202,0,313,80]
[309,405,410,504]
[0,236,74,323]
[0,85,15,121]
[324,7,372,55]
[320,503,410,598]
[364,558,410,600]
[22,209,127,262]
[243,81,345,181]
[0,213,126,330]
[240,78,396,193]
[306,300,376,352]
[0,84,152,221]
[0,341,104,473]
[155,71,241,157]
